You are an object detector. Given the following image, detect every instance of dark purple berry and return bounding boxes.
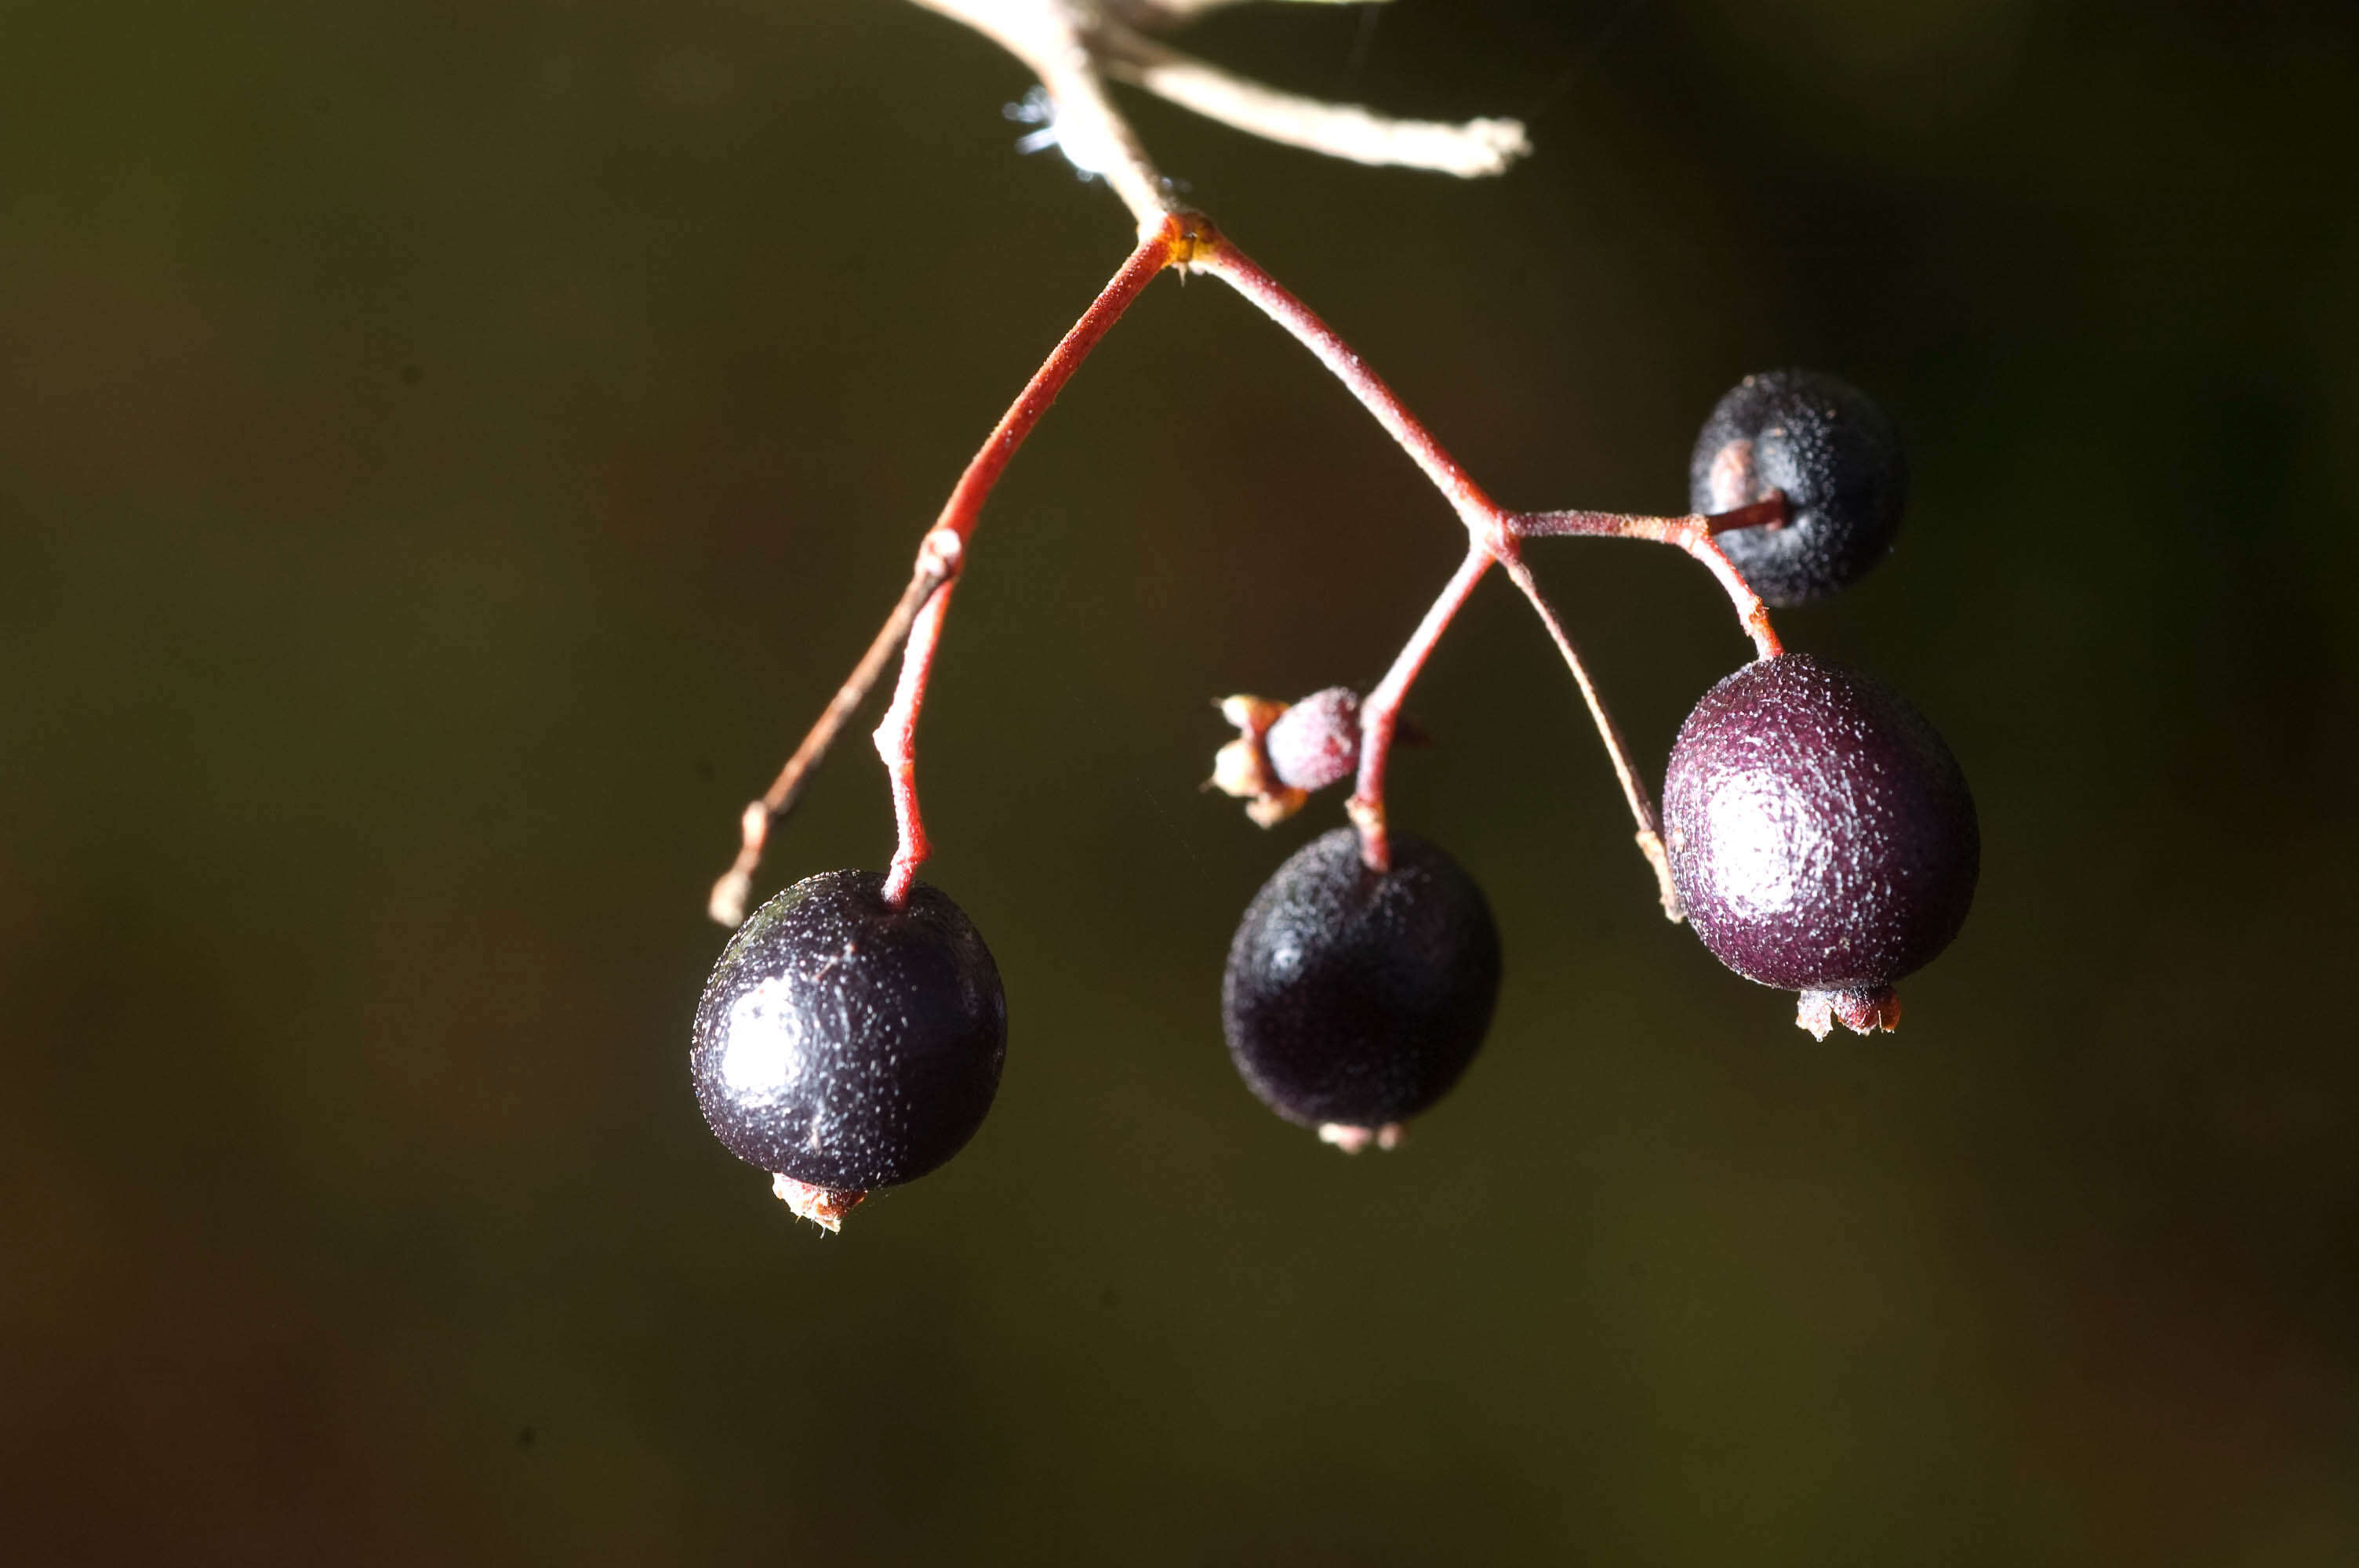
[1223,827,1501,1143]
[692,870,1005,1218]
[1690,369,1906,607]
[1663,654,1977,1036]
[1265,686,1361,793]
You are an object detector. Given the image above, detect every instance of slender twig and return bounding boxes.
[1188,233,1496,528]
[1703,496,1788,535]
[905,0,1178,231]
[1494,556,1682,920]
[707,547,956,927]
[711,207,1783,920]
[1098,21,1529,177]
[709,219,1187,924]
[1347,543,1492,871]
[909,0,1524,235]
[932,217,1188,545]
[878,580,958,906]
[1513,506,1786,660]
[1190,224,1781,877]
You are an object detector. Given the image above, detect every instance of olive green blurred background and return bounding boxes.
[5,0,2357,1560]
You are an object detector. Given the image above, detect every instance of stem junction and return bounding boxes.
[711,212,1788,931]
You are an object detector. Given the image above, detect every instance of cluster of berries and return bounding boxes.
[692,368,1978,1230]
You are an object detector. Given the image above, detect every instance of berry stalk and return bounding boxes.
[1190,223,1775,876]
[1188,227,1499,533]
[711,217,1193,924]
[929,219,1192,548]
[707,544,957,926]
[1512,505,1785,660]
[877,577,958,907]
[1492,554,1683,920]
[1345,543,1492,872]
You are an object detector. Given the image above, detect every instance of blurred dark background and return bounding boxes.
[5,0,2357,1560]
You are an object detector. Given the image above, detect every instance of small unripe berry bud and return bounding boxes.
[1208,688,1363,826]
[1264,687,1361,793]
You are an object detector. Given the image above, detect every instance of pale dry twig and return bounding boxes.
[903,0,1528,232]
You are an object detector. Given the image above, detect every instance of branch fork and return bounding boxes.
[709,7,1795,932]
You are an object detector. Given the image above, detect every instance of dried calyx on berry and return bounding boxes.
[692,870,1007,1230]
[1223,827,1501,1149]
[1208,687,1361,826]
[1663,654,1977,1039]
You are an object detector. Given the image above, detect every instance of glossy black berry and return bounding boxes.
[1663,654,1977,1034]
[692,869,1006,1195]
[1690,369,1906,607]
[1223,827,1501,1138]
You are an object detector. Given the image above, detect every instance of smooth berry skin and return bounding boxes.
[1664,654,1977,996]
[692,870,1005,1192]
[1690,369,1906,607]
[1223,828,1501,1132]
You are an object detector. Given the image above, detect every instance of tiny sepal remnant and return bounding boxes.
[692,870,1006,1228]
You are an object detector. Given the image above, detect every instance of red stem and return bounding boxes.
[877,580,956,906]
[710,217,1190,924]
[1190,237,1499,534]
[712,210,1784,924]
[1347,543,1492,872]
[1493,556,1682,919]
[868,216,1194,906]
[932,220,1190,543]
[1192,223,1781,869]
[1512,502,1787,660]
